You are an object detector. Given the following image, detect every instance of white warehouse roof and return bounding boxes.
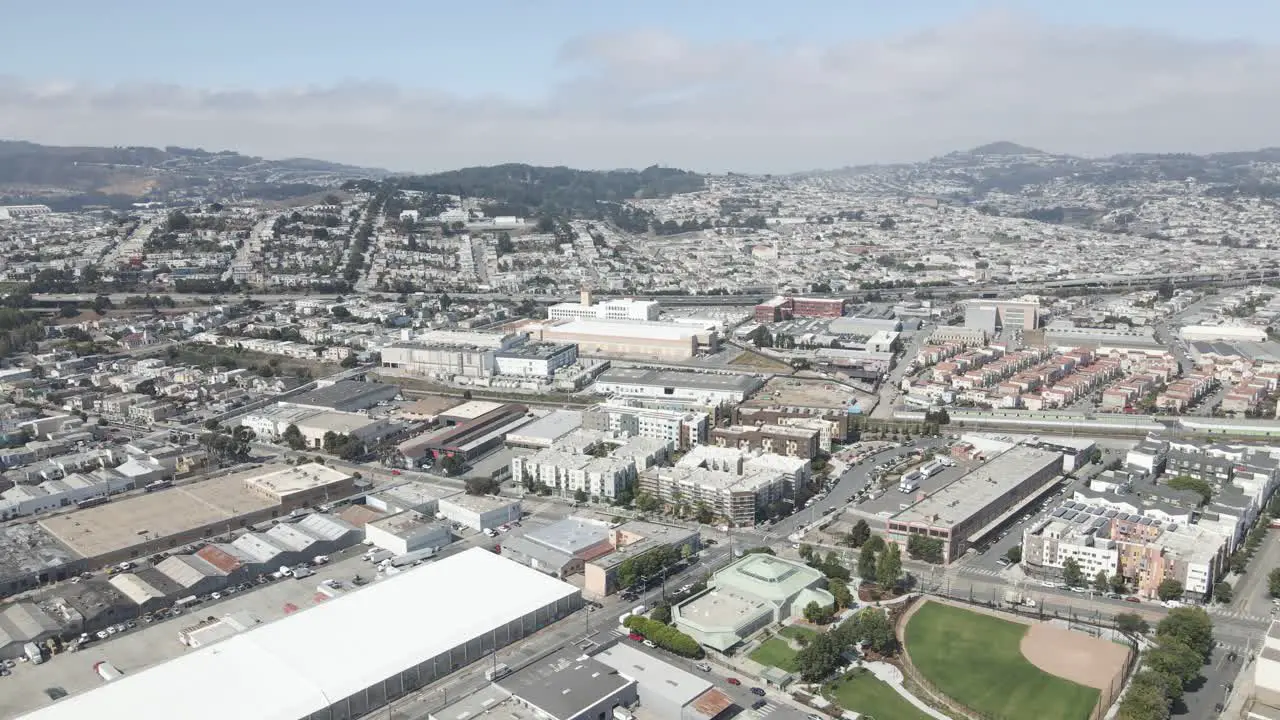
[19,548,580,720]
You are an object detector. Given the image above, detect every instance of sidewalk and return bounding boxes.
[863,661,953,720]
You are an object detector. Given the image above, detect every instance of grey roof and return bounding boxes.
[593,642,711,705]
[157,555,223,588]
[1,602,59,640]
[596,367,760,393]
[295,513,358,542]
[498,651,633,720]
[286,380,399,410]
[495,342,577,360]
[522,517,611,555]
[265,524,320,552]
[500,535,576,572]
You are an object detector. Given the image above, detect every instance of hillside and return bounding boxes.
[0,140,390,208]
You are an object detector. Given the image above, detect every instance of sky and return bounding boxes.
[3,0,1280,172]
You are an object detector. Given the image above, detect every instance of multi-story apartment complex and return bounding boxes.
[510,449,638,501]
[582,399,708,451]
[547,292,661,323]
[753,295,846,323]
[639,464,787,527]
[710,424,821,459]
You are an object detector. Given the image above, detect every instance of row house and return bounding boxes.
[1155,374,1214,412]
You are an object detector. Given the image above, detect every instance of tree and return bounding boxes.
[794,631,843,682]
[1115,612,1149,636]
[845,519,871,547]
[1157,578,1184,602]
[650,603,672,624]
[875,542,902,590]
[465,476,500,495]
[623,616,702,658]
[1146,638,1203,688]
[1117,670,1173,720]
[906,535,944,564]
[828,578,853,609]
[573,489,589,504]
[1094,570,1110,594]
[1003,546,1022,564]
[58,304,80,318]
[798,544,815,561]
[853,607,897,656]
[1110,573,1128,595]
[1062,558,1084,588]
[282,424,306,451]
[803,600,835,625]
[694,505,714,524]
[339,354,358,369]
[1213,580,1233,604]
[857,544,878,581]
[635,493,660,513]
[1270,568,1280,598]
[864,535,886,553]
[1166,475,1212,505]
[1156,606,1214,660]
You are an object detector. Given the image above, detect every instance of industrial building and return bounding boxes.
[35,463,354,568]
[673,554,834,652]
[547,293,661,323]
[961,297,1042,331]
[437,494,522,531]
[753,296,846,323]
[416,402,533,461]
[504,410,584,449]
[17,548,583,720]
[380,330,526,379]
[493,343,579,379]
[593,643,734,720]
[283,380,401,412]
[364,510,452,555]
[495,649,639,720]
[500,517,616,579]
[539,319,714,362]
[885,446,1064,562]
[581,520,700,596]
[593,368,762,405]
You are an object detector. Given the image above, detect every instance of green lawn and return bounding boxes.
[779,625,818,643]
[827,669,936,720]
[749,637,799,672]
[904,602,1098,720]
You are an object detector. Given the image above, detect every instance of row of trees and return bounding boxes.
[856,535,904,594]
[1117,607,1215,720]
[616,545,684,590]
[623,615,702,658]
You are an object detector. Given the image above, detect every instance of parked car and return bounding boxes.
[726,678,741,686]
[628,632,644,642]
[643,640,656,648]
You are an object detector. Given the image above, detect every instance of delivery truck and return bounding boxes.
[384,547,436,569]
[23,642,44,665]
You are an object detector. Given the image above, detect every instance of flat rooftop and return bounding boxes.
[285,380,397,409]
[498,650,632,720]
[0,523,77,580]
[17,549,580,720]
[592,642,712,704]
[596,367,759,393]
[440,494,520,513]
[428,685,533,720]
[505,410,583,445]
[243,463,352,499]
[742,376,868,410]
[677,587,770,627]
[495,342,576,360]
[524,517,611,555]
[443,400,506,421]
[547,318,702,342]
[714,554,824,604]
[895,446,1063,529]
[39,471,279,558]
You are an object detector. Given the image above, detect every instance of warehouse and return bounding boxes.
[438,494,522,531]
[539,319,711,362]
[18,548,583,720]
[494,343,579,379]
[593,368,762,405]
[364,510,452,555]
[284,380,401,412]
[885,446,1064,562]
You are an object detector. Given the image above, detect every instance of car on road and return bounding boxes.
[726,677,741,686]
[750,687,766,696]
[694,662,711,672]
[1124,596,1141,603]
[752,699,768,710]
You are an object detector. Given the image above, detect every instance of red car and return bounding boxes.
[628,632,644,642]
[726,678,741,686]
[1124,596,1142,603]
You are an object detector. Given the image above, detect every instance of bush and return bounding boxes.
[624,616,703,658]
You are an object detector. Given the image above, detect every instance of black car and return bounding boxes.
[750,687,766,696]
[751,699,768,710]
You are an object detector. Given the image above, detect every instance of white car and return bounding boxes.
[643,640,656,648]
[96,630,109,640]
[211,592,222,600]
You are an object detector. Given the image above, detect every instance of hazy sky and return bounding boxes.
[3,0,1279,172]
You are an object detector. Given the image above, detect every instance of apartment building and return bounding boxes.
[547,293,660,322]
[510,449,638,501]
[710,424,821,459]
[582,399,708,451]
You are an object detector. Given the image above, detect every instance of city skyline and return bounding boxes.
[4,1,1280,171]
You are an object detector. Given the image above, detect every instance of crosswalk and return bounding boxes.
[956,566,1005,579]
[752,702,778,716]
[1207,607,1271,625]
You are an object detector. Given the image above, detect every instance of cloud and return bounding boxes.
[1,11,1279,173]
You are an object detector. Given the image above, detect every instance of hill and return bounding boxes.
[966,141,1048,156]
[0,139,390,209]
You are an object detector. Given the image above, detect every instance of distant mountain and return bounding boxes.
[964,141,1049,156]
[0,139,391,209]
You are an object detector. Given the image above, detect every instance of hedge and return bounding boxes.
[624,615,704,658]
